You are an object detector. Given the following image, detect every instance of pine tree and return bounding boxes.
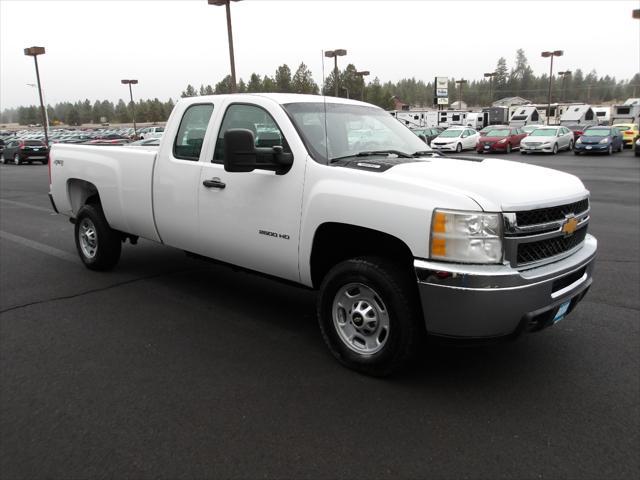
[275,64,292,93]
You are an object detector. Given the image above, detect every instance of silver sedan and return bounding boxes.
[520,126,574,155]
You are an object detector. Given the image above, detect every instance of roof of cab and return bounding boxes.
[177,92,371,107]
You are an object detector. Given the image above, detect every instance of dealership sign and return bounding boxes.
[437,97,449,105]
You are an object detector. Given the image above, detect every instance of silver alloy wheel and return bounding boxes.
[552,143,558,154]
[14,154,20,165]
[78,217,98,259]
[569,140,573,151]
[332,282,390,355]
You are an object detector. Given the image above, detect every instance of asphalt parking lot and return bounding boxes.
[1,148,638,479]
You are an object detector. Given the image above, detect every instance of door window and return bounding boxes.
[173,103,214,161]
[213,104,290,163]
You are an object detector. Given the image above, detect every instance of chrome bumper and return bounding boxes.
[414,234,597,338]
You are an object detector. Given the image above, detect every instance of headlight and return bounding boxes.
[497,138,506,144]
[543,142,551,146]
[576,137,582,144]
[599,138,609,144]
[430,209,503,264]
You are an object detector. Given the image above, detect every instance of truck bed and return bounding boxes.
[49,144,160,242]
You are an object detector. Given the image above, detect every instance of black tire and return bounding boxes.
[42,158,48,165]
[13,154,20,165]
[317,256,424,377]
[520,150,526,155]
[574,150,580,155]
[568,140,574,151]
[551,143,558,155]
[506,143,511,154]
[455,143,462,153]
[74,204,121,271]
[606,145,612,156]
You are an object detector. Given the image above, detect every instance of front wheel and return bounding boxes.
[455,143,462,153]
[13,154,20,165]
[606,145,613,156]
[551,143,558,155]
[317,257,424,376]
[506,143,512,153]
[74,204,122,271]
[568,140,574,151]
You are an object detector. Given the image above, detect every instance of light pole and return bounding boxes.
[355,70,370,101]
[121,79,138,138]
[26,83,50,131]
[324,49,347,97]
[558,70,571,103]
[455,79,468,109]
[484,72,496,105]
[23,46,49,145]
[541,50,563,124]
[208,0,241,93]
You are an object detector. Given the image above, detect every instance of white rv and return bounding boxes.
[559,105,597,127]
[611,99,640,125]
[391,110,439,128]
[509,106,543,127]
[592,107,611,125]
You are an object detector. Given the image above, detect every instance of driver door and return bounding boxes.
[196,98,307,283]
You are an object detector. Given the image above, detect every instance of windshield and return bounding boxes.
[438,130,463,138]
[583,129,610,137]
[282,102,431,163]
[613,125,630,131]
[529,129,558,137]
[484,129,510,137]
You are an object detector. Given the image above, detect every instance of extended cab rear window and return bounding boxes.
[173,103,214,161]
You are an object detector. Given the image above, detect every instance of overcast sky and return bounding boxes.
[1,0,638,109]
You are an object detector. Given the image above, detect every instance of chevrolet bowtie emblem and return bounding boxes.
[562,217,578,235]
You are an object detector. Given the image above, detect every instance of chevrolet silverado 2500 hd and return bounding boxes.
[49,94,597,376]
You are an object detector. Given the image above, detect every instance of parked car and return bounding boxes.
[520,126,574,155]
[0,139,49,164]
[611,123,639,147]
[126,138,161,147]
[430,127,480,152]
[139,126,165,139]
[476,126,527,153]
[574,127,624,155]
[565,124,586,141]
[479,124,508,136]
[410,127,443,146]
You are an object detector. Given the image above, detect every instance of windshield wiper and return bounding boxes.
[330,150,413,163]
[412,150,438,157]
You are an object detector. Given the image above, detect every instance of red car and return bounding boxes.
[476,126,527,153]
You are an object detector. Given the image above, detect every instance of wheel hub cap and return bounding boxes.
[332,283,390,355]
[79,218,98,258]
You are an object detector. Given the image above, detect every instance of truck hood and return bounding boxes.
[386,156,588,211]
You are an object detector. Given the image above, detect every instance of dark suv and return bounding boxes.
[1,139,49,165]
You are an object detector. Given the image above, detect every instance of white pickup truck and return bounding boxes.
[49,93,597,376]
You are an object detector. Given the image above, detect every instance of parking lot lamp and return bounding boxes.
[355,70,370,101]
[23,46,49,145]
[455,79,468,109]
[484,72,497,104]
[558,70,571,103]
[541,50,563,124]
[324,49,347,97]
[121,80,138,138]
[208,0,241,93]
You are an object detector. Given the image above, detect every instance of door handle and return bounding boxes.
[202,178,226,189]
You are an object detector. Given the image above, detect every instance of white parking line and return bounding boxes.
[0,230,77,263]
[0,199,54,214]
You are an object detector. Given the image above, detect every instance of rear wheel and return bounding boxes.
[74,204,122,271]
[13,154,20,165]
[317,257,423,377]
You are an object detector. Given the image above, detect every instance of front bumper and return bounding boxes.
[521,144,554,153]
[431,143,458,151]
[574,143,609,153]
[477,143,508,153]
[413,234,597,338]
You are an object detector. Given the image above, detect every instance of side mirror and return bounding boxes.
[418,134,427,143]
[224,129,257,173]
[224,128,293,175]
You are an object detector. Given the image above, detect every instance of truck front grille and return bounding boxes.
[516,199,589,226]
[517,227,588,265]
[504,197,590,267]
